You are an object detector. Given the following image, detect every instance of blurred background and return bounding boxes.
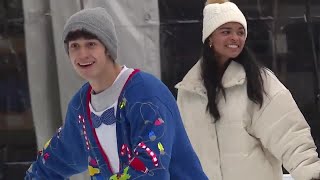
[0,0,319,179]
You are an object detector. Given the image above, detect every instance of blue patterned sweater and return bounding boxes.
[25,70,208,180]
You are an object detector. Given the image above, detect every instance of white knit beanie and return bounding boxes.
[202,1,247,43]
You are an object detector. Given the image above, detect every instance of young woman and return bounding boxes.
[176,0,320,180]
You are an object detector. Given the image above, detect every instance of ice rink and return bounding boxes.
[283,174,294,180]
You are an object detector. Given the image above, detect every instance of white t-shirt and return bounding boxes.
[89,66,134,173]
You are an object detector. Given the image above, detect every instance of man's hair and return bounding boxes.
[64,29,114,62]
[64,29,99,44]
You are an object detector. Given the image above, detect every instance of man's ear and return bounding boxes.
[105,50,110,56]
[105,50,115,62]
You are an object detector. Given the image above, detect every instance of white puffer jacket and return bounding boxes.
[175,60,320,180]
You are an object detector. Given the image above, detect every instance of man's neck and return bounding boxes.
[90,63,122,94]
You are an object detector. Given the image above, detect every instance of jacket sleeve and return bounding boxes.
[110,96,174,180]
[25,106,88,179]
[249,89,320,180]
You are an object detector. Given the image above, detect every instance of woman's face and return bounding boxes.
[208,22,246,64]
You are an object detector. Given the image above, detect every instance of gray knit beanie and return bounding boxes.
[63,7,118,60]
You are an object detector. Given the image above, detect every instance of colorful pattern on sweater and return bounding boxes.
[25,71,208,180]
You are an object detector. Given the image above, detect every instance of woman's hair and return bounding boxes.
[201,39,265,121]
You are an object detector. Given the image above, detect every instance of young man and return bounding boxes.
[25,7,208,180]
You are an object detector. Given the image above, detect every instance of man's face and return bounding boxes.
[68,38,112,81]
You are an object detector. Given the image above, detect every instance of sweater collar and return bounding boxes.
[175,60,246,97]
